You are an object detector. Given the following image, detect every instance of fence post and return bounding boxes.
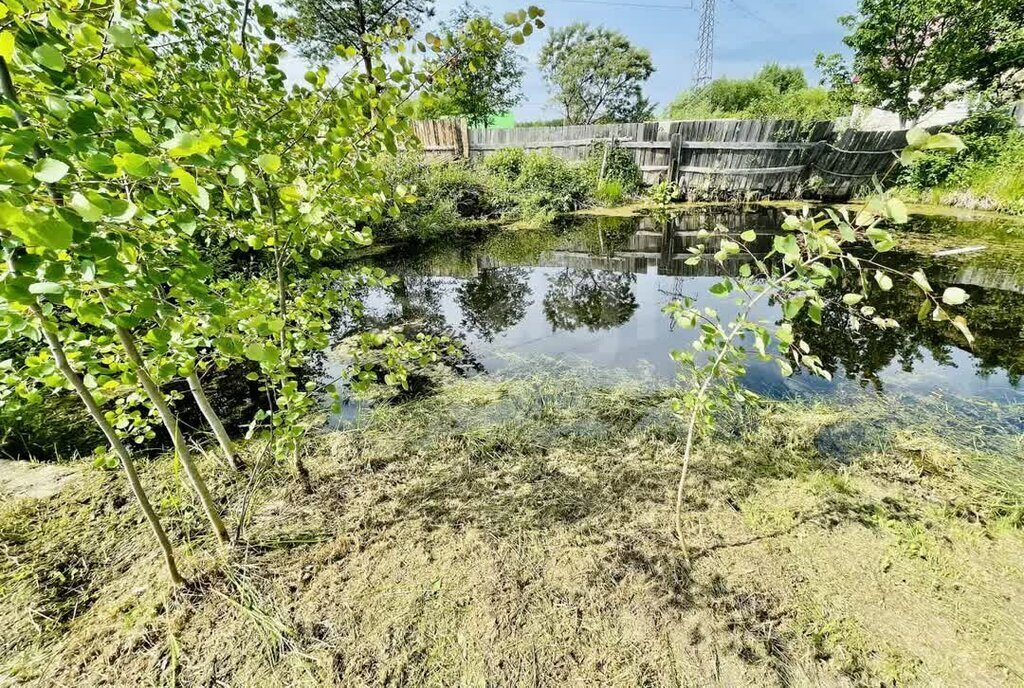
[460,118,470,159]
[668,132,682,185]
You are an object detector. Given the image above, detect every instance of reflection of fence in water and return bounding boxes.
[477,217,779,278]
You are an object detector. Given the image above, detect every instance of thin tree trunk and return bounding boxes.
[354,0,374,84]
[30,306,183,584]
[186,372,242,470]
[116,326,230,544]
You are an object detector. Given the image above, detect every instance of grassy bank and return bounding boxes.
[894,112,1024,215]
[2,372,1022,686]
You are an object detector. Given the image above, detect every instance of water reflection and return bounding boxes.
[352,205,1024,405]
[543,269,638,332]
[456,267,533,341]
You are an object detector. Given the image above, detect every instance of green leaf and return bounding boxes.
[0,31,14,61]
[886,198,908,224]
[941,286,968,305]
[842,293,863,306]
[144,8,174,32]
[773,234,799,262]
[910,269,931,293]
[0,160,33,184]
[899,149,926,165]
[917,298,932,322]
[28,281,63,295]
[70,192,104,222]
[708,281,731,296]
[921,132,966,152]
[12,216,73,250]
[874,271,893,292]
[244,342,267,362]
[906,127,929,148]
[227,164,248,186]
[33,158,69,183]
[32,44,65,71]
[783,296,806,319]
[108,24,135,48]
[117,152,152,177]
[257,153,281,174]
[740,229,756,242]
[83,153,117,175]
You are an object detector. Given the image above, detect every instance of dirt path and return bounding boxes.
[0,460,82,501]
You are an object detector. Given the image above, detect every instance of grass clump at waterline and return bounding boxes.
[1,372,1023,686]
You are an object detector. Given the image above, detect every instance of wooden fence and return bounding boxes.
[412,118,911,201]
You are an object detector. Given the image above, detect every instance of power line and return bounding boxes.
[726,0,778,30]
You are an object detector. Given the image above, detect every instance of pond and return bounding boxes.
[345,205,1024,413]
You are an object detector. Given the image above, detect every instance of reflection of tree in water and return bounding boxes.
[543,269,638,332]
[347,272,449,334]
[456,267,533,341]
[792,262,1024,390]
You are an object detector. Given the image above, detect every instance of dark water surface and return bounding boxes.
[348,206,1024,409]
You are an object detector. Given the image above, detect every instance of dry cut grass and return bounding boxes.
[1,372,1023,686]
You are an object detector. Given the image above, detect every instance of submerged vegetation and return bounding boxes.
[2,371,1022,684]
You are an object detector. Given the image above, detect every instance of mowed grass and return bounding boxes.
[1,372,1023,686]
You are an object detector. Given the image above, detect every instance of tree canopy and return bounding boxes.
[538,23,654,125]
[282,0,434,75]
[416,3,528,127]
[665,64,846,121]
[818,0,1024,123]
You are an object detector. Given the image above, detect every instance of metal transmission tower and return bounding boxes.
[693,0,716,88]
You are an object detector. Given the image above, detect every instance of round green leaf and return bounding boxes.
[257,153,281,174]
[941,287,968,305]
[144,8,174,32]
[0,31,15,61]
[32,44,65,72]
[33,158,70,183]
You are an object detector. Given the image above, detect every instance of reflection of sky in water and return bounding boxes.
[356,267,1024,407]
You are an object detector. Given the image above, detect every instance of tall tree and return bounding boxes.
[820,0,1024,124]
[283,0,434,79]
[417,3,528,127]
[538,23,654,125]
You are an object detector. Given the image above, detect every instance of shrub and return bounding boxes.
[371,154,497,241]
[897,109,1024,212]
[648,180,681,205]
[482,148,527,180]
[585,144,643,195]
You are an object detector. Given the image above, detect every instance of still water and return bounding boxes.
[349,206,1024,407]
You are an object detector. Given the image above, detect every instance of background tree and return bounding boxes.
[283,0,435,79]
[538,23,654,125]
[820,0,1024,125]
[416,3,527,126]
[665,64,845,121]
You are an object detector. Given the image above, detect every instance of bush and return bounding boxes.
[585,144,643,195]
[482,148,527,180]
[511,151,597,223]
[665,64,847,122]
[897,109,1024,212]
[371,154,496,241]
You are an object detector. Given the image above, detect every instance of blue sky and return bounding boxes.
[280,0,859,121]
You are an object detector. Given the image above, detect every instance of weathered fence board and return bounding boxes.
[413,118,909,200]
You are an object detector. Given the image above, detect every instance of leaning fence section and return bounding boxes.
[414,118,910,200]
